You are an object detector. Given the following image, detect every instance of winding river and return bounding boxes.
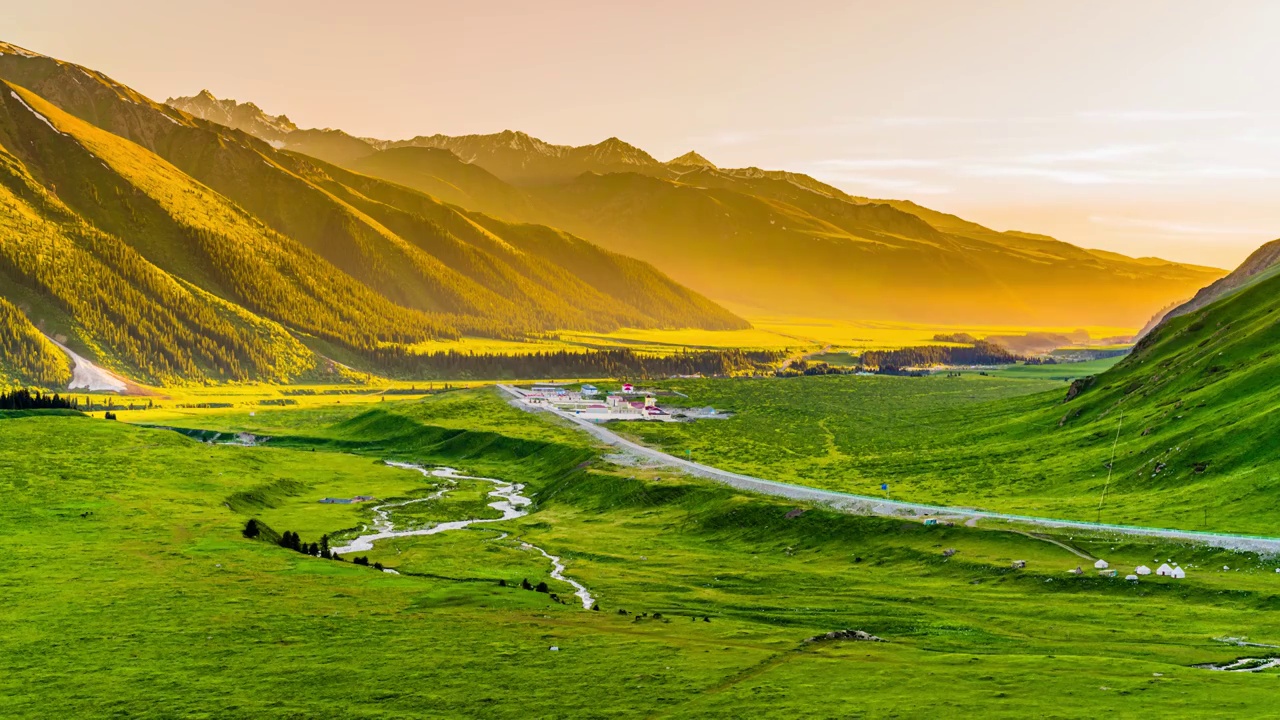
[331,462,595,609]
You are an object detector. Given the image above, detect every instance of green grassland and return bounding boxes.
[979,356,1127,380]
[620,371,1280,537]
[5,389,1280,717]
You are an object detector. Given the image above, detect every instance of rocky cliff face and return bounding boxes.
[166,90,298,144]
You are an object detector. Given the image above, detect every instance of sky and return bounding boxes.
[10,0,1280,268]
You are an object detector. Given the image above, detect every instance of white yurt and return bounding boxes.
[1135,565,1152,576]
[1125,574,1139,581]
[1156,563,1175,576]
[1094,559,1109,569]
[1171,567,1186,579]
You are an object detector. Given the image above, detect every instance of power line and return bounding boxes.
[1096,412,1123,523]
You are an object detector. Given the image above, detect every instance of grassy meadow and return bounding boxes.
[978,356,1126,380]
[4,388,1280,717]
[621,374,1280,537]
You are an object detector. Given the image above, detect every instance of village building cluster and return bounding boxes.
[514,382,674,422]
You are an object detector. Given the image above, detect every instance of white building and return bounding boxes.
[1171,567,1186,579]
[1135,565,1152,576]
[1094,559,1109,570]
[1156,563,1175,576]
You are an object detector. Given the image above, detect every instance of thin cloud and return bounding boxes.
[1015,144,1167,164]
[808,170,952,195]
[813,158,944,169]
[960,165,1117,185]
[1089,216,1274,236]
[688,130,762,147]
[1077,110,1255,123]
[872,115,1051,127]
[960,162,1280,186]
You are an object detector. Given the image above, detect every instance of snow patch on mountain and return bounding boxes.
[9,91,65,135]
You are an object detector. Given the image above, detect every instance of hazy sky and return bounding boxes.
[11,0,1280,268]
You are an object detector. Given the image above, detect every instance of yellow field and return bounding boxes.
[75,380,490,425]
[400,337,571,355]
[398,315,1139,358]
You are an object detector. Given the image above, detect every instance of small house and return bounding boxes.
[1171,567,1186,579]
[1135,565,1151,575]
[1156,563,1174,576]
[1094,559,1109,570]
[580,384,599,396]
[1125,574,1139,581]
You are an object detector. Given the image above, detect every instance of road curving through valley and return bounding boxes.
[497,384,1280,554]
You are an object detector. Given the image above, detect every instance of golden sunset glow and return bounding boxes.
[11,1,1280,267]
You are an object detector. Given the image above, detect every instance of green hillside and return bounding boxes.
[0,42,744,386]
[1060,255,1280,489]
[622,256,1280,534]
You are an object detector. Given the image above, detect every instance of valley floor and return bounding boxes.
[4,389,1280,717]
[499,384,1280,553]
[621,374,1280,538]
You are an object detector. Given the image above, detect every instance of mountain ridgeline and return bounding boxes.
[1136,237,1280,338]
[0,42,743,385]
[168,90,1225,329]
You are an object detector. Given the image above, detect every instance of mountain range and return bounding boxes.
[0,41,742,386]
[169,90,1226,328]
[0,40,1239,388]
